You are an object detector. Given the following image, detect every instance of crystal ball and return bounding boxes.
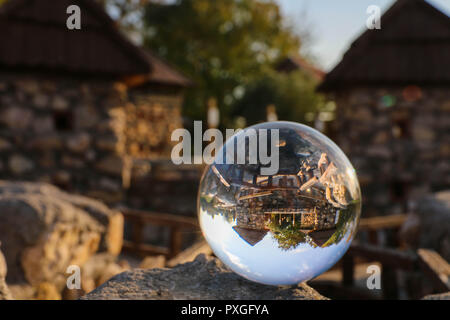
[198,121,361,285]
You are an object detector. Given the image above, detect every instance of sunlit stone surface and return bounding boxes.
[198,121,361,285]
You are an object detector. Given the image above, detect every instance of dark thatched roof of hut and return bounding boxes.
[308,228,336,247]
[0,0,191,86]
[232,226,267,246]
[277,56,325,81]
[318,0,450,91]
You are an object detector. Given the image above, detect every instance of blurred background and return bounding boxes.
[0,0,448,300]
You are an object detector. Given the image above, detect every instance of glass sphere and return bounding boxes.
[198,121,361,285]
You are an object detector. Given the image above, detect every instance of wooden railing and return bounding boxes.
[357,213,407,244]
[119,208,449,299]
[119,207,198,258]
[339,244,450,299]
[120,210,409,261]
[340,213,450,299]
[342,214,408,286]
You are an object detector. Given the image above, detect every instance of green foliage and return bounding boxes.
[142,0,302,125]
[100,0,325,127]
[268,215,307,251]
[231,69,325,125]
[324,201,360,246]
[97,0,145,38]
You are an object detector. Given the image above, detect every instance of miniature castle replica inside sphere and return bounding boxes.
[198,122,361,285]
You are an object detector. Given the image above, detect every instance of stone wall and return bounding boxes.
[236,210,266,230]
[331,86,450,215]
[0,74,184,205]
[126,88,183,159]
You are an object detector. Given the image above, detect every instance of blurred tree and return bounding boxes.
[97,0,148,41]
[231,69,325,125]
[142,0,302,126]
[324,202,359,246]
[268,215,307,251]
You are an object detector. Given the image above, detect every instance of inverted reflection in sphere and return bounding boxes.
[198,121,361,285]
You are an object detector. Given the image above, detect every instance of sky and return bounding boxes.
[274,0,450,71]
[199,208,354,285]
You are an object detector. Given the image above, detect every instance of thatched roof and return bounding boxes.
[318,0,450,91]
[232,226,267,246]
[308,228,336,247]
[0,0,149,76]
[0,0,191,86]
[277,56,325,80]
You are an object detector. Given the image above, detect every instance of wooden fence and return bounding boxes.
[120,207,198,258]
[119,208,449,299]
[340,214,449,299]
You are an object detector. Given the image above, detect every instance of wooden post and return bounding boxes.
[368,230,378,245]
[417,249,450,293]
[132,218,144,256]
[342,254,354,286]
[391,227,400,247]
[382,265,398,300]
[170,227,183,258]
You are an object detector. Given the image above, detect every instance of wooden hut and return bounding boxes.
[318,0,450,214]
[0,0,191,203]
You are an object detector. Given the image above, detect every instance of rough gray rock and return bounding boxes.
[422,292,450,300]
[82,254,328,300]
[0,245,12,300]
[80,253,130,294]
[0,181,123,295]
[400,190,450,261]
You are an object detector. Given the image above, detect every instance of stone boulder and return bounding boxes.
[80,253,130,295]
[400,190,450,261]
[82,254,328,300]
[0,181,123,296]
[0,245,12,300]
[139,255,166,269]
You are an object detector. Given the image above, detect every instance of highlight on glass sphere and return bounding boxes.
[198,121,361,286]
